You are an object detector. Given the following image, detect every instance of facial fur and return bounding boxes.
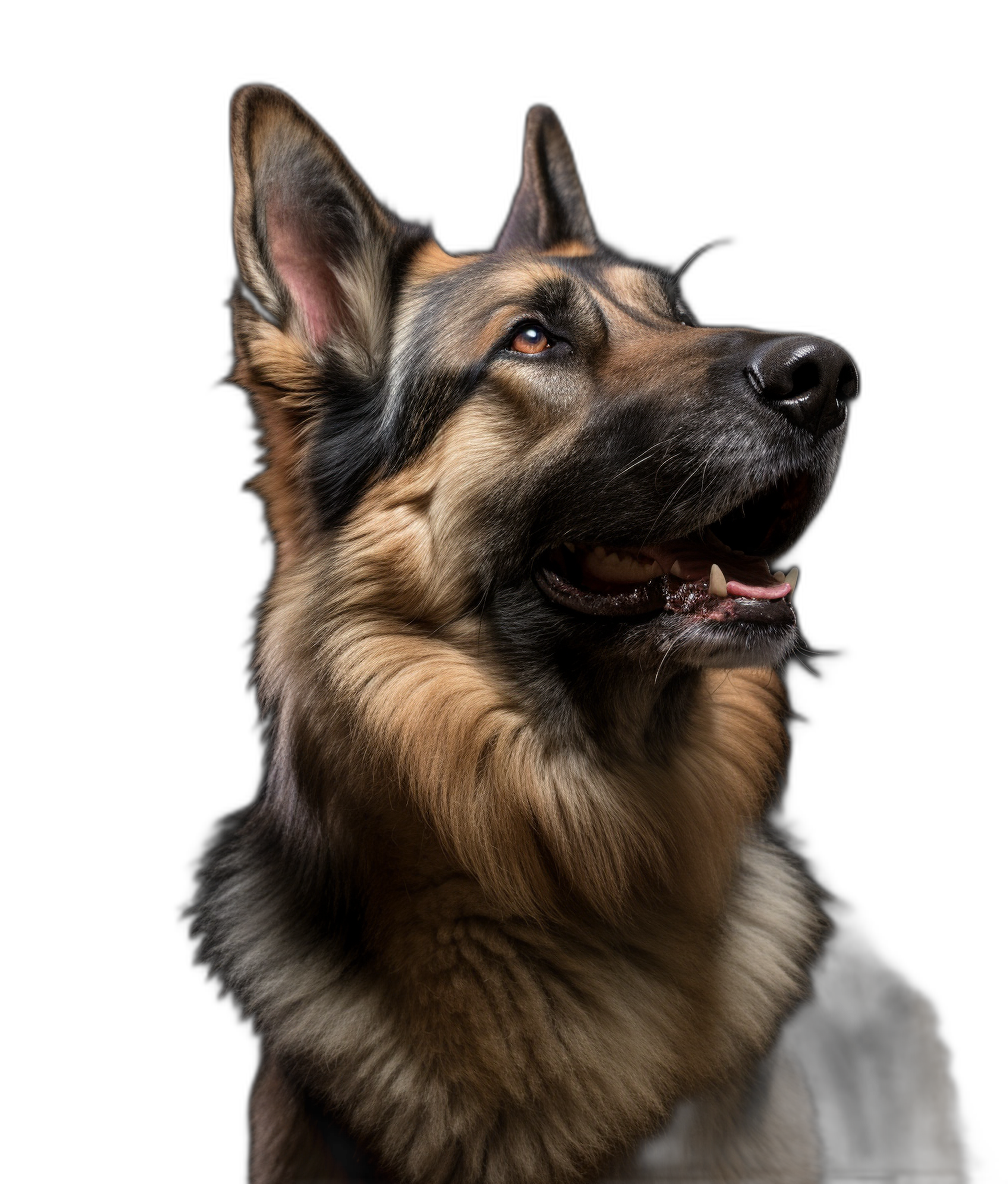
[194,86,857,1184]
[237,229,848,919]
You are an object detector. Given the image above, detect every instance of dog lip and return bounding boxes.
[534,564,667,616]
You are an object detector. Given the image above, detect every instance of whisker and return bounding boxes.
[641,457,708,545]
[476,583,493,657]
[606,439,676,484]
[672,239,729,287]
[653,639,679,687]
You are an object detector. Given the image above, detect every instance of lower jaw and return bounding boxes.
[534,566,797,629]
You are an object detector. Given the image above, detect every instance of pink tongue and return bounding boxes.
[725,580,791,600]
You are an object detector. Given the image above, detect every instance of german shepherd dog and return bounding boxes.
[192,87,963,1183]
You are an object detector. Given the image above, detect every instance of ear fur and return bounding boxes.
[495,105,598,254]
[226,87,425,567]
[230,84,415,365]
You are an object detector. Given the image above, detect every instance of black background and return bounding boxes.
[137,41,999,1179]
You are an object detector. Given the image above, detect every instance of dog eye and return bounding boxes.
[510,323,552,355]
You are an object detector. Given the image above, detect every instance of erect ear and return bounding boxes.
[495,105,598,254]
[231,85,416,362]
[228,88,427,568]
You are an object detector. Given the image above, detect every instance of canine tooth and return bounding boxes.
[785,566,799,592]
[709,564,728,597]
[670,560,684,578]
[564,542,575,552]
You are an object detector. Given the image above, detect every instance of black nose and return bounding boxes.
[746,335,859,438]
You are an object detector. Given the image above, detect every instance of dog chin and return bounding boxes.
[659,617,803,670]
[599,608,802,674]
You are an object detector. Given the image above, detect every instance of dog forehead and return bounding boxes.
[400,244,590,315]
[596,261,668,308]
[395,243,671,362]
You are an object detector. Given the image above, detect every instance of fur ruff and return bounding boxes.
[196,541,828,1182]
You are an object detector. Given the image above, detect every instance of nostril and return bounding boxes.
[837,362,858,402]
[789,361,821,398]
[744,334,857,435]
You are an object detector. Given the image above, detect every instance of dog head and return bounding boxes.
[231,86,855,673]
[229,87,856,914]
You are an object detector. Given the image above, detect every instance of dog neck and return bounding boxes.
[195,630,826,1183]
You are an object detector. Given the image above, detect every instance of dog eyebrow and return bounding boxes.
[523,273,584,323]
[590,274,667,330]
[537,254,673,333]
[517,272,606,343]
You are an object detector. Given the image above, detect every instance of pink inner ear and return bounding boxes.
[268,205,341,347]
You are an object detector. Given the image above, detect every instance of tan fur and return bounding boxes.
[545,239,597,257]
[259,394,788,922]
[230,298,323,568]
[239,386,823,1181]
[230,249,818,1184]
[218,714,815,1184]
[233,237,734,581]
[205,88,833,1184]
[406,238,480,283]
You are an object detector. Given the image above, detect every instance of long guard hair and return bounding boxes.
[192,87,962,1184]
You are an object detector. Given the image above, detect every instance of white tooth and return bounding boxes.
[772,570,786,583]
[564,541,575,552]
[785,566,799,592]
[670,560,684,578]
[709,563,728,597]
[594,546,607,558]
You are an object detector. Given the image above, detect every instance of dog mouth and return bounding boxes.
[534,473,813,628]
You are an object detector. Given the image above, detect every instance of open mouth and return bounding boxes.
[534,474,812,627]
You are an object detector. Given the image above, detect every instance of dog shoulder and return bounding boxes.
[780,924,966,1180]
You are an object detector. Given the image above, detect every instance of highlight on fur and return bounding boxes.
[192,86,964,1183]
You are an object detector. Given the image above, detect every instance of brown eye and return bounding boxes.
[511,323,551,354]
